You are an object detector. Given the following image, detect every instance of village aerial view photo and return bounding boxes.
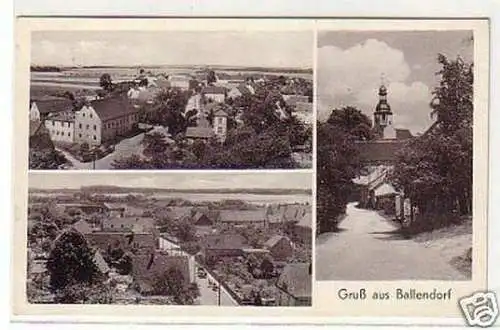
[28,30,313,170]
[315,30,474,281]
[27,172,312,306]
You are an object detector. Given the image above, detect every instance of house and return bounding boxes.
[101,216,155,233]
[292,210,312,245]
[103,203,126,217]
[202,86,226,103]
[185,125,215,142]
[192,211,213,226]
[213,109,228,142]
[185,94,202,114]
[131,252,190,295]
[164,206,193,221]
[29,120,54,151]
[71,219,94,235]
[263,235,294,261]
[202,234,248,261]
[218,209,267,227]
[59,202,107,214]
[85,231,157,255]
[168,75,191,90]
[227,83,255,99]
[29,97,73,121]
[275,263,312,306]
[74,97,140,146]
[282,94,310,107]
[44,111,75,143]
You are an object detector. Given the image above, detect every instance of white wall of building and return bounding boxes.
[44,119,75,143]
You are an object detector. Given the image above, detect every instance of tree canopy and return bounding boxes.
[46,230,100,291]
[392,54,473,219]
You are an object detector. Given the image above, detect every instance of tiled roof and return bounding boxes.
[374,183,397,197]
[294,102,313,113]
[185,126,214,139]
[203,234,247,250]
[276,263,312,299]
[88,97,139,121]
[29,120,43,137]
[50,111,75,122]
[295,210,312,228]
[165,207,192,220]
[213,109,228,117]
[395,129,413,140]
[218,209,267,223]
[356,140,407,164]
[131,252,190,294]
[202,86,226,95]
[71,219,93,234]
[102,217,154,233]
[264,235,288,249]
[85,232,156,254]
[32,98,73,115]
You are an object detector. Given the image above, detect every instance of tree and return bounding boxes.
[46,230,100,291]
[393,55,473,218]
[153,267,199,304]
[53,283,114,304]
[317,113,366,233]
[206,70,217,85]
[142,132,169,158]
[99,73,113,92]
[327,106,374,141]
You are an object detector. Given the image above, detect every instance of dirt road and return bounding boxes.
[316,203,468,281]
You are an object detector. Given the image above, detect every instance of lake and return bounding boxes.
[30,192,311,205]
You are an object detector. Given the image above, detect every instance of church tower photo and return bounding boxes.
[373,84,396,139]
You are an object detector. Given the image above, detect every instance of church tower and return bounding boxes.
[373,84,396,139]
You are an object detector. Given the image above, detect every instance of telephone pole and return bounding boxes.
[218,282,221,306]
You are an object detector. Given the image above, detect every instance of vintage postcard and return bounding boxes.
[11,17,493,326]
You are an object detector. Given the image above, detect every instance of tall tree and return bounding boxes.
[392,54,473,218]
[206,70,217,85]
[99,73,113,92]
[46,230,100,291]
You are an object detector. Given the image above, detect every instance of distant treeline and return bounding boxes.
[30,65,62,72]
[29,185,312,195]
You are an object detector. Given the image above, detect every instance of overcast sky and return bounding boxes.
[317,30,473,134]
[31,31,313,68]
[29,172,312,190]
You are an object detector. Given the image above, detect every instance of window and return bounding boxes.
[79,133,82,138]
[86,124,89,130]
[90,114,93,118]
[93,135,96,140]
[82,113,85,117]
[68,132,71,137]
[110,224,114,228]
[79,123,82,129]
[93,125,97,130]
[52,120,55,126]
[56,131,59,135]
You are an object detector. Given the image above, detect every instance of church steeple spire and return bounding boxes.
[373,77,395,139]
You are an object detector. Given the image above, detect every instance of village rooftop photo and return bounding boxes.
[28,30,313,170]
[26,172,313,306]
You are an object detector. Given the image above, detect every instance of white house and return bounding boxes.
[168,75,191,90]
[202,86,226,103]
[213,109,228,142]
[74,97,140,146]
[44,111,76,143]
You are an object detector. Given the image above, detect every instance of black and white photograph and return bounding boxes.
[26,172,312,306]
[315,30,475,281]
[28,30,313,170]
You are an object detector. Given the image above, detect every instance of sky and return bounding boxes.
[317,30,473,134]
[31,31,313,69]
[29,172,312,190]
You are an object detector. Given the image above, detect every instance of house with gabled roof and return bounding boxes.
[264,235,293,261]
[74,96,140,146]
[218,209,267,227]
[202,234,248,262]
[29,97,73,121]
[275,263,312,306]
[202,86,226,103]
[44,111,76,143]
[131,251,190,295]
[71,219,94,235]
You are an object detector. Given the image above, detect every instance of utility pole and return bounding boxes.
[92,148,96,170]
[218,281,221,306]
